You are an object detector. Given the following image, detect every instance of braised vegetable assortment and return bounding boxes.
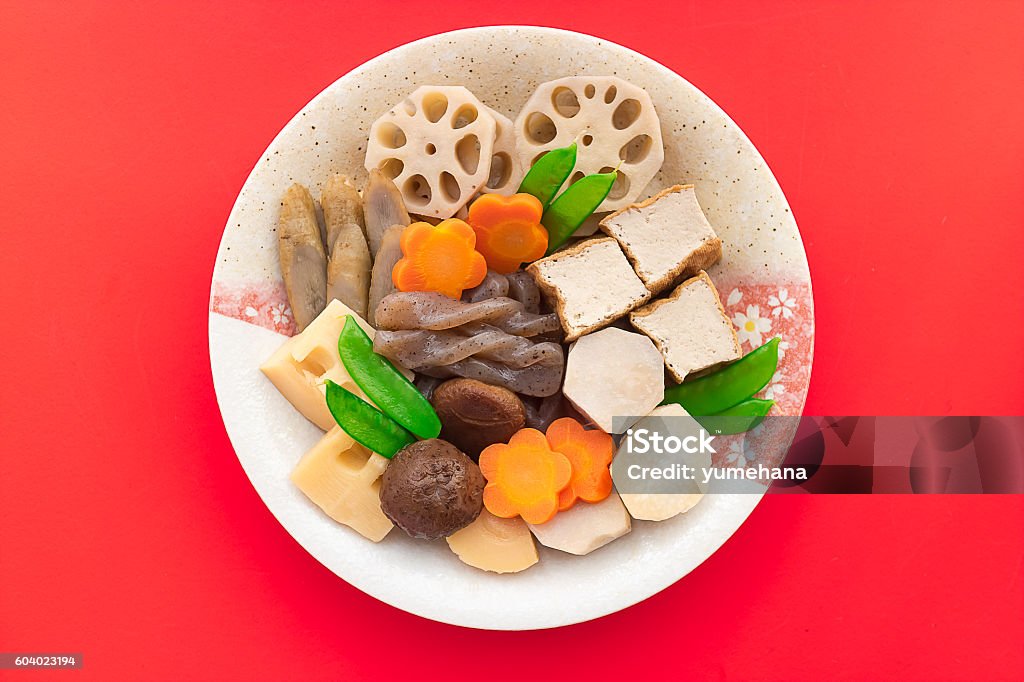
[260,75,789,573]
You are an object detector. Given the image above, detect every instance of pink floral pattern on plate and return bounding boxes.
[211,280,297,336]
[708,282,813,469]
[719,283,812,418]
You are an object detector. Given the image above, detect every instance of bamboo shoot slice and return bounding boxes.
[291,427,393,542]
[446,509,538,573]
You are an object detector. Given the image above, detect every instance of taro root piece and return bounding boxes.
[363,169,411,257]
[365,86,497,219]
[366,224,405,326]
[379,439,484,540]
[321,175,370,317]
[562,326,665,433]
[431,378,527,459]
[527,490,631,555]
[278,183,328,331]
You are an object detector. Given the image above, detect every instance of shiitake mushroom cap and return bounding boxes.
[430,378,527,460]
[379,439,484,540]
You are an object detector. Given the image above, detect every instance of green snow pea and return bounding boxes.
[542,170,617,254]
[662,338,780,416]
[696,398,775,435]
[338,315,441,439]
[518,142,577,208]
[324,379,415,458]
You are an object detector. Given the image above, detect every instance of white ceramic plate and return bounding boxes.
[209,26,814,630]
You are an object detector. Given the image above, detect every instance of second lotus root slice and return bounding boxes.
[514,76,665,212]
[479,105,525,195]
[365,86,497,219]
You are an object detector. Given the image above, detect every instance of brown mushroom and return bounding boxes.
[379,439,484,540]
[431,379,527,460]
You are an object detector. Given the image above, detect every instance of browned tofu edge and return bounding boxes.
[526,237,651,342]
[629,270,742,382]
[599,184,723,295]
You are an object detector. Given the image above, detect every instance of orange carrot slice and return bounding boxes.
[479,428,572,525]
[392,219,488,299]
[545,417,614,511]
[467,193,548,274]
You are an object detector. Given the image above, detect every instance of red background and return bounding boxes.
[2,1,1022,680]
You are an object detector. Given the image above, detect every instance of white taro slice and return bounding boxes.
[365,86,497,219]
[479,106,525,195]
[514,76,665,212]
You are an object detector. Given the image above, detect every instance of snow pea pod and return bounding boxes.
[518,142,577,208]
[338,315,441,439]
[324,379,416,458]
[662,338,780,415]
[697,398,775,435]
[542,170,617,255]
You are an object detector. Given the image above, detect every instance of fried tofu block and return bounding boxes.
[599,184,721,295]
[629,271,741,382]
[527,238,650,341]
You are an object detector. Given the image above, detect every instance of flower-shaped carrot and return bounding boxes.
[392,219,488,299]
[479,428,572,525]
[545,417,614,510]
[467,193,548,274]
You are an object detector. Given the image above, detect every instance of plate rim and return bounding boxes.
[207,24,814,630]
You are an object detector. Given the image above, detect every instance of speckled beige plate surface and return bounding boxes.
[209,26,814,630]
